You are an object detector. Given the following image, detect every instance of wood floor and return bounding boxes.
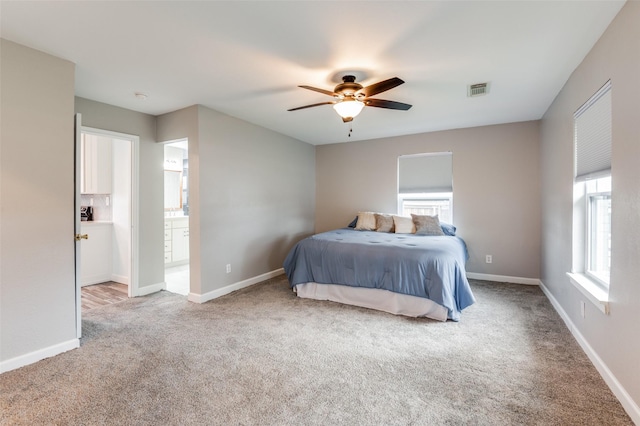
[81,282,128,311]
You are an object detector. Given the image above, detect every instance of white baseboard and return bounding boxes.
[136,281,166,297]
[81,273,112,287]
[111,274,130,285]
[0,338,79,374]
[539,281,640,424]
[466,272,540,286]
[189,268,285,304]
[166,260,189,268]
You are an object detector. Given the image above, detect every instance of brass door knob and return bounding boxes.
[75,234,89,241]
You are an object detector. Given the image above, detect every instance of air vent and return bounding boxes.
[468,82,490,97]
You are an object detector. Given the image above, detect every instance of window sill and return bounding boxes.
[567,272,610,315]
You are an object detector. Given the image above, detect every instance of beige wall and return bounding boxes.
[540,1,640,418]
[0,40,76,363]
[316,121,541,278]
[158,105,316,297]
[75,98,165,291]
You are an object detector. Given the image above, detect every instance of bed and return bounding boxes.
[283,217,475,321]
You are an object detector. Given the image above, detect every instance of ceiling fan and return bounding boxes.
[288,75,412,122]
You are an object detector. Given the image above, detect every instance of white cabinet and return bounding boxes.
[164,217,189,266]
[81,133,112,194]
[172,223,190,263]
[164,221,172,264]
[80,222,112,286]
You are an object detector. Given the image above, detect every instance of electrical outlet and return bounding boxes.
[226,264,231,274]
[485,255,492,264]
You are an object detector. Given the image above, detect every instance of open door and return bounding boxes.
[74,122,139,334]
[74,113,83,338]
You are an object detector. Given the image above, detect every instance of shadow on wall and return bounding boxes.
[271,232,314,271]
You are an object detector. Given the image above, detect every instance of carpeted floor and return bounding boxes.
[0,277,632,425]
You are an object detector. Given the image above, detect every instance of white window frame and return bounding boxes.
[398,192,453,223]
[584,177,611,288]
[567,81,612,315]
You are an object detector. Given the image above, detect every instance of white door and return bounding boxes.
[74,113,83,338]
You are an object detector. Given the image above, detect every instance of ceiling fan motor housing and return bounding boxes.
[334,75,363,97]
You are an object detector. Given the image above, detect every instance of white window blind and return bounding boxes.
[398,152,452,193]
[574,81,612,181]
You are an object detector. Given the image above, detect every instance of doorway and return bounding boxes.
[163,139,190,295]
[75,124,139,335]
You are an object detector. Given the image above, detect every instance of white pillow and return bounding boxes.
[354,212,377,231]
[392,215,416,234]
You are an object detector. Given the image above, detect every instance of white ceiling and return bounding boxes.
[0,1,625,145]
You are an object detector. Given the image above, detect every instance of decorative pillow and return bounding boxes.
[411,214,445,236]
[440,222,456,236]
[354,212,376,231]
[393,215,416,234]
[347,216,358,228]
[374,213,395,232]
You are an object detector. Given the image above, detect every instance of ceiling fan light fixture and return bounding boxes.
[333,99,364,120]
[290,75,410,121]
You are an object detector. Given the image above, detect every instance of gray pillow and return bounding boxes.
[374,213,395,232]
[411,214,445,236]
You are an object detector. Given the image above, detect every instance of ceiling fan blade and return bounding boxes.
[365,98,412,110]
[299,85,337,97]
[288,101,335,112]
[358,77,405,97]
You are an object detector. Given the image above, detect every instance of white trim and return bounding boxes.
[574,80,612,119]
[539,281,640,424]
[74,114,82,338]
[81,126,139,300]
[111,274,130,285]
[567,272,609,314]
[81,273,113,287]
[136,281,166,297]
[0,339,79,374]
[130,133,140,299]
[165,259,189,268]
[188,268,285,304]
[466,272,540,286]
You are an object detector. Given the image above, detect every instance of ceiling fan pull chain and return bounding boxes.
[348,122,353,138]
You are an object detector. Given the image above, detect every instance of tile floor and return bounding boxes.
[165,264,190,295]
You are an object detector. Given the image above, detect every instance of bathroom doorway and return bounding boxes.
[163,139,190,295]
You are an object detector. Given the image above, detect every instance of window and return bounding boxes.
[398,153,453,223]
[400,193,452,223]
[569,81,612,313]
[585,176,611,286]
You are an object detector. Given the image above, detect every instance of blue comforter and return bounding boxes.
[283,228,475,321]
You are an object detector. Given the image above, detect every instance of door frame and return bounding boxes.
[75,124,140,337]
[162,138,191,295]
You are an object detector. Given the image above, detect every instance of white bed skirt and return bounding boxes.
[293,282,448,322]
